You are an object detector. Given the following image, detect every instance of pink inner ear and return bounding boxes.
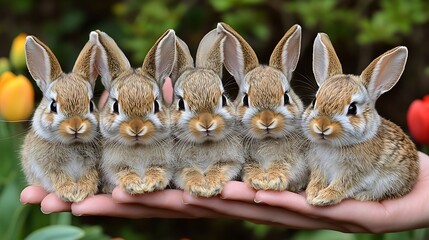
[162,77,173,105]
[98,90,109,109]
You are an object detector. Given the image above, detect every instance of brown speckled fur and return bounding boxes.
[304,33,418,206]
[21,34,100,202]
[219,23,309,192]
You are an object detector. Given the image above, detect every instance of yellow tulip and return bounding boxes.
[10,33,27,70]
[0,73,34,121]
[0,71,16,91]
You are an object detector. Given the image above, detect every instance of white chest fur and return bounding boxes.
[309,144,344,184]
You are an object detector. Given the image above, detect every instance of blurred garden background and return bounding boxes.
[1,0,429,239]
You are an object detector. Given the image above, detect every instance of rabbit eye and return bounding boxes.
[113,99,119,114]
[222,95,228,107]
[347,102,357,115]
[284,92,290,105]
[89,99,95,113]
[243,94,249,107]
[154,100,160,113]
[50,100,57,113]
[178,97,185,111]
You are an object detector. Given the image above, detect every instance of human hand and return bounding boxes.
[20,185,71,213]
[183,152,429,233]
[20,185,220,218]
[69,187,221,218]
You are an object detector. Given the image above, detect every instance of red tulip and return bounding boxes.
[407,95,429,144]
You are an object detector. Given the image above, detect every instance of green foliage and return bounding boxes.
[359,0,429,43]
[222,9,270,42]
[112,0,187,63]
[24,225,110,240]
[243,221,272,239]
[291,229,429,240]
[293,230,355,240]
[209,0,264,12]
[285,0,429,44]
[25,225,85,240]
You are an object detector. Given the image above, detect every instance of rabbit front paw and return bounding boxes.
[141,171,169,193]
[185,181,207,197]
[266,171,288,191]
[243,169,267,190]
[244,172,288,191]
[308,188,344,206]
[70,188,94,202]
[119,174,146,194]
[184,176,224,198]
[56,182,80,202]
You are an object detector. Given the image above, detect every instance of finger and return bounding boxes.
[220,181,256,202]
[112,188,222,218]
[40,193,72,213]
[183,192,344,231]
[255,190,378,232]
[71,194,194,219]
[20,185,49,204]
[255,191,316,215]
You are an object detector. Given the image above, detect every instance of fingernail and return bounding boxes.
[73,212,83,217]
[40,207,51,214]
[254,198,261,203]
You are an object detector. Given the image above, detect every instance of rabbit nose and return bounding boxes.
[66,117,86,135]
[197,113,216,132]
[257,110,277,130]
[126,119,147,136]
[313,125,333,135]
[312,117,333,136]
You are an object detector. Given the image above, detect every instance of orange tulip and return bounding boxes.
[10,33,27,70]
[407,95,429,145]
[0,72,34,121]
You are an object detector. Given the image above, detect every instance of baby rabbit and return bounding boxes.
[171,27,244,197]
[21,33,100,202]
[94,30,176,194]
[218,23,309,191]
[302,33,419,206]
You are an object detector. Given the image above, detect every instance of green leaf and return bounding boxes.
[292,230,354,240]
[383,231,412,240]
[243,221,271,238]
[0,180,21,235]
[50,212,73,226]
[80,226,111,240]
[411,228,429,240]
[355,233,384,240]
[25,225,84,240]
[5,203,31,240]
[209,0,234,12]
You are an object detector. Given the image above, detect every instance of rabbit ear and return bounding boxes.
[92,30,131,90]
[360,46,408,100]
[142,29,176,86]
[312,33,342,86]
[72,32,99,90]
[217,22,259,86]
[195,28,226,78]
[269,24,301,81]
[25,36,63,93]
[170,36,194,85]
